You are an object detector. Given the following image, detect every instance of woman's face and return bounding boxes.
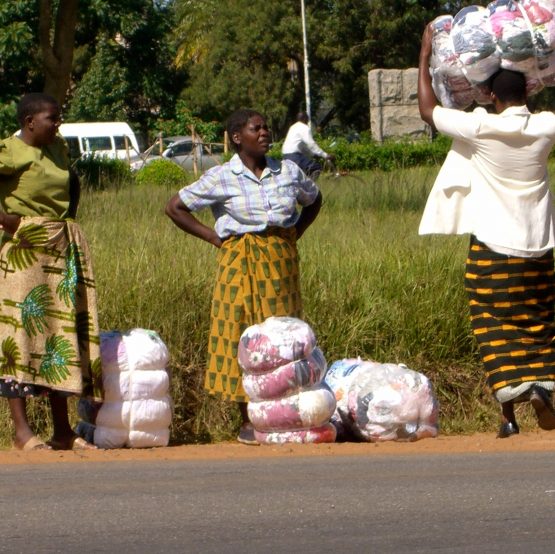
[234,115,270,158]
[26,103,61,146]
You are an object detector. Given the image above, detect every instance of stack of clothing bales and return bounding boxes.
[77,328,172,448]
[430,1,555,109]
[324,359,439,442]
[239,317,337,444]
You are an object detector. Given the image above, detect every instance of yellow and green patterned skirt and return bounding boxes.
[205,227,302,402]
[0,217,102,400]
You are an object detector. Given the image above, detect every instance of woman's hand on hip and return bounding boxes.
[0,212,21,235]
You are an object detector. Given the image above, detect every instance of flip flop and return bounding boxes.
[47,436,98,451]
[19,436,52,451]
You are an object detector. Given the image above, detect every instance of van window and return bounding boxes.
[65,137,81,160]
[171,141,193,156]
[86,136,112,152]
[205,143,225,155]
[114,135,133,150]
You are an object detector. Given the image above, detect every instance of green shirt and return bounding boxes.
[0,135,70,218]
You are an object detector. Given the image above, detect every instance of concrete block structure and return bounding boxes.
[368,68,430,142]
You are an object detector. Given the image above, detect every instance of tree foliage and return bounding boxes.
[68,0,183,135]
[0,0,182,138]
[174,0,302,136]
[67,38,129,122]
[0,1,40,136]
[154,100,222,143]
[0,0,523,140]
[173,1,479,134]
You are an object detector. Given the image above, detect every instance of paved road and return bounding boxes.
[1,452,554,553]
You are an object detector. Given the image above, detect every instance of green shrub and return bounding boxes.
[154,100,223,144]
[135,159,192,187]
[74,157,132,190]
[269,135,453,172]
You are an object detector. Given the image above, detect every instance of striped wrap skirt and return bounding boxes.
[204,227,303,403]
[464,236,555,400]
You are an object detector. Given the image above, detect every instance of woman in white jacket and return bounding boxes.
[418,23,555,438]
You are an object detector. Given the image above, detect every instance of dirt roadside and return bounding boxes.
[1,431,554,465]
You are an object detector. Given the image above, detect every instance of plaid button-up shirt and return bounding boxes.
[178,154,320,239]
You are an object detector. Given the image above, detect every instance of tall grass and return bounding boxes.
[2,165,544,446]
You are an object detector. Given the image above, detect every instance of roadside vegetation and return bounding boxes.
[3,158,551,447]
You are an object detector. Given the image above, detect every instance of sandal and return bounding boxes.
[47,435,98,451]
[18,436,52,451]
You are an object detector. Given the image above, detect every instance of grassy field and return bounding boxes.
[0,165,544,446]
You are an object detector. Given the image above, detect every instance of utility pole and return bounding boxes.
[300,0,312,124]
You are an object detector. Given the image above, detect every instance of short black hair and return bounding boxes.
[226,108,264,151]
[16,92,59,127]
[490,69,527,104]
[296,111,309,123]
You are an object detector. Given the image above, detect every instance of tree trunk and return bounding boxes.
[39,0,78,105]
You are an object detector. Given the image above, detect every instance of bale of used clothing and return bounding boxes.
[430,10,494,108]
[430,0,555,109]
[79,329,172,448]
[247,384,337,432]
[238,316,317,373]
[324,359,439,442]
[242,347,327,400]
[253,423,337,445]
[239,316,336,444]
[323,358,365,438]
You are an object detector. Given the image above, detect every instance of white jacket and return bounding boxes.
[419,105,555,256]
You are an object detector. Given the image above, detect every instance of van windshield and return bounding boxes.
[86,137,112,152]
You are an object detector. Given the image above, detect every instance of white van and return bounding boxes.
[58,121,140,162]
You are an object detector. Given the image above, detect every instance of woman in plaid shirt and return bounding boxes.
[166,108,322,444]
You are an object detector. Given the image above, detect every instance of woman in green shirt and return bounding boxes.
[0,93,101,450]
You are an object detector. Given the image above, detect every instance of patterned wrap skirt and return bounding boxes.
[0,217,102,400]
[205,227,302,402]
[464,236,555,398]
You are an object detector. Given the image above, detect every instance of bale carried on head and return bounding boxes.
[430,1,555,109]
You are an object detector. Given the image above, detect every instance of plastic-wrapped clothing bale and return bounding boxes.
[95,398,172,449]
[242,347,327,401]
[93,426,128,450]
[92,329,172,449]
[491,0,555,66]
[100,328,170,374]
[324,358,371,438]
[129,428,170,448]
[452,6,499,83]
[102,370,169,403]
[325,359,439,442]
[430,9,499,109]
[247,384,336,432]
[254,423,337,445]
[429,1,555,109]
[238,316,317,373]
[95,398,172,430]
[490,0,555,91]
